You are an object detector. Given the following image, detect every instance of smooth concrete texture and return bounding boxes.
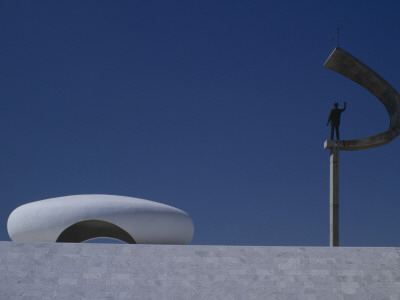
[7,195,194,244]
[324,141,340,247]
[1,242,400,299]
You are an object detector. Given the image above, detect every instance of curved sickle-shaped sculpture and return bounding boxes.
[7,195,194,244]
[324,47,400,150]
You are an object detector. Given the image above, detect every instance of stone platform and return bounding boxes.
[1,241,400,299]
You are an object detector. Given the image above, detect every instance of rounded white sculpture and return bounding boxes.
[7,195,194,244]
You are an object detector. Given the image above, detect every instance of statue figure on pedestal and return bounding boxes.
[327,102,346,140]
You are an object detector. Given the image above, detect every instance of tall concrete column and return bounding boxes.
[330,145,339,247]
[325,140,339,247]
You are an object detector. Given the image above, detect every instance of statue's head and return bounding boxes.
[334,102,339,108]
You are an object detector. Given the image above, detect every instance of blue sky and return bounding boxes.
[1,1,400,246]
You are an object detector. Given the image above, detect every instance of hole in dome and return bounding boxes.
[56,219,136,244]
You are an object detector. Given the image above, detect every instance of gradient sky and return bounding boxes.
[1,1,400,246]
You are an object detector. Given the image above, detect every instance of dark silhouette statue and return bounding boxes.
[327,102,346,140]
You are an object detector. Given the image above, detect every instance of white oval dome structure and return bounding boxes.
[7,195,194,244]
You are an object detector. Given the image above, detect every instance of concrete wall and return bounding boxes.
[1,241,400,299]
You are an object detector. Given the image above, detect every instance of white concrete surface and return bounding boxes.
[7,195,194,244]
[1,242,400,299]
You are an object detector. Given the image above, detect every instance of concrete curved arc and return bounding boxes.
[324,47,400,150]
[7,195,194,245]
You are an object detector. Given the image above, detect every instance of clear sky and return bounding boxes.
[1,1,400,246]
